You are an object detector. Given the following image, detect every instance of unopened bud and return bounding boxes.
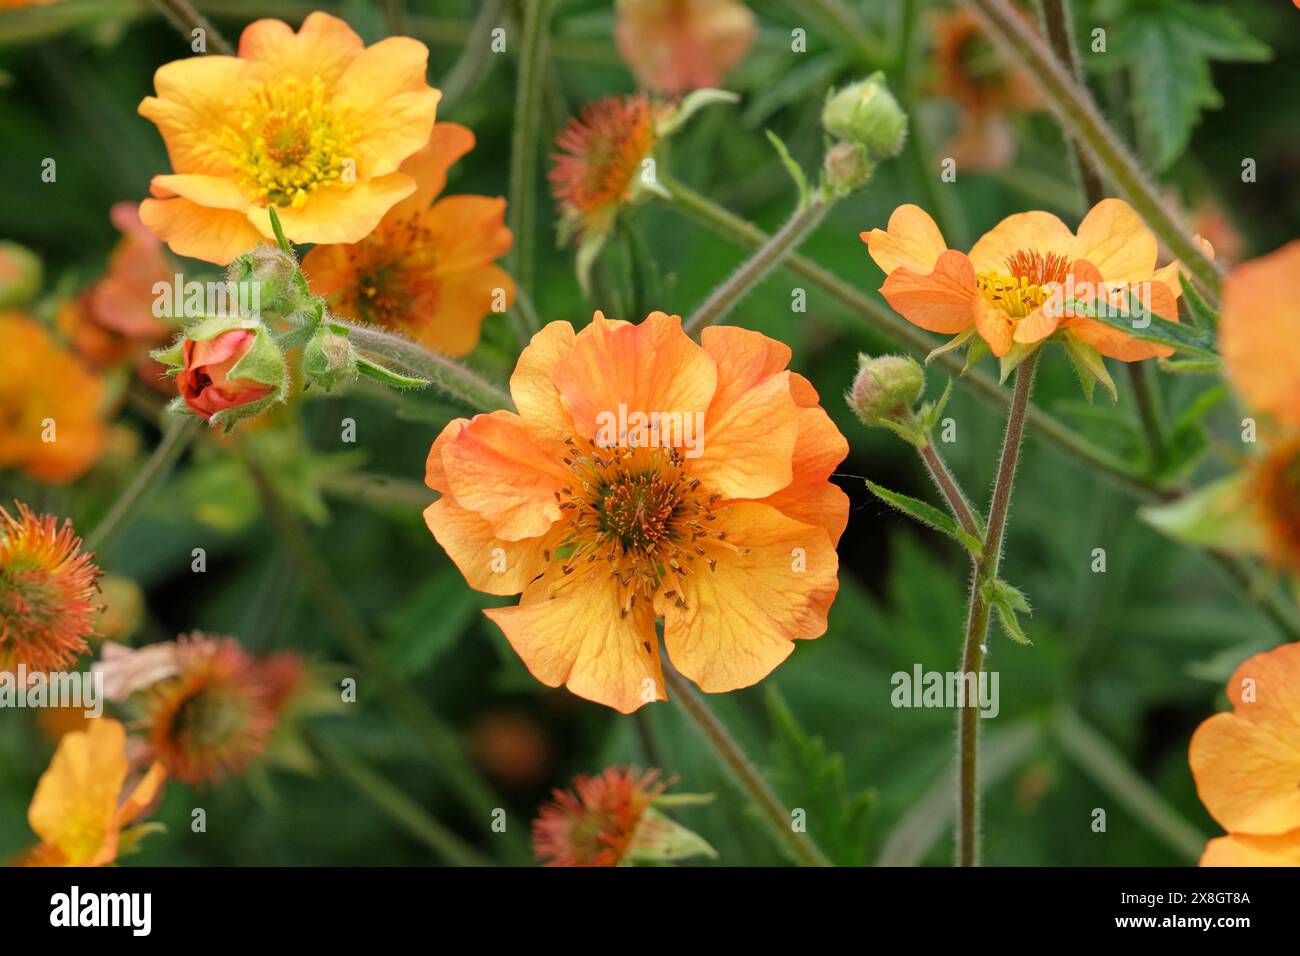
[226,245,302,320]
[823,143,874,194]
[0,241,42,309]
[848,353,925,426]
[822,73,908,162]
[303,325,357,391]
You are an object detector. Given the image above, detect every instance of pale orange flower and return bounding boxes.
[0,313,107,483]
[1189,643,1300,866]
[13,719,166,867]
[423,312,848,713]
[1220,241,1300,430]
[862,199,1184,360]
[138,12,441,265]
[614,0,757,95]
[304,123,514,357]
[930,7,1039,172]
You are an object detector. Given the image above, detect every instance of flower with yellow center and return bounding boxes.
[1189,642,1300,866]
[304,123,514,357]
[12,718,166,867]
[862,199,1184,361]
[138,12,441,265]
[0,313,107,483]
[424,312,848,713]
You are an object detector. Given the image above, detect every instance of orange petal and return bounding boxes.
[424,417,469,494]
[441,410,568,541]
[485,570,665,714]
[1220,241,1300,428]
[150,173,252,212]
[410,263,514,358]
[389,122,476,221]
[1062,259,1172,362]
[1201,830,1300,867]
[974,303,1014,357]
[968,209,1074,274]
[334,36,441,178]
[658,502,838,693]
[694,327,800,499]
[1070,198,1158,285]
[139,56,255,176]
[423,497,553,596]
[757,384,850,543]
[862,203,949,275]
[238,11,363,87]
[247,172,416,247]
[509,320,579,448]
[113,761,167,832]
[28,718,128,866]
[300,241,351,296]
[421,195,514,273]
[555,311,718,442]
[879,249,979,335]
[1012,305,1060,344]
[138,194,266,266]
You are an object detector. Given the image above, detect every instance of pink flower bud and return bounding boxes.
[176,329,273,420]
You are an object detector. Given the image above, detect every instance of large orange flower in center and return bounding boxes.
[423,313,848,712]
[138,12,440,265]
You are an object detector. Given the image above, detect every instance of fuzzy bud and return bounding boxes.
[302,326,357,392]
[153,315,287,431]
[848,353,925,427]
[0,241,43,309]
[226,245,303,321]
[822,73,909,162]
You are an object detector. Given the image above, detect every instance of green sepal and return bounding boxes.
[980,577,1033,646]
[765,129,811,208]
[624,808,718,866]
[1062,333,1118,403]
[926,327,976,366]
[655,88,739,138]
[997,341,1037,384]
[355,355,430,390]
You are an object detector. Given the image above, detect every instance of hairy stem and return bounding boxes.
[436,0,507,112]
[957,350,1038,866]
[153,0,233,55]
[86,418,199,554]
[664,667,833,867]
[507,0,555,300]
[918,441,981,539]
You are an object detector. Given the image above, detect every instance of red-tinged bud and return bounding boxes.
[154,317,286,430]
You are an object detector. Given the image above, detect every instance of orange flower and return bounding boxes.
[862,199,1183,361]
[930,7,1039,172]
[423,312,848,713]
[138,12,441,265]
[0,312,107,483]
[1220,241,1300,430]
[58,203,174,381]
[303,123,514,357]
[614,0,757,95]
[551,95,660,244]
[533,767,667,866]
[0,503,101,672]
[13,718,166,867]
[142,633,301,785]
[1189,643,1300,866]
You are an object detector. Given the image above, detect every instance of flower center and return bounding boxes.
[550,96,657,233]
[549,437,738,614]
[226,77,353,208]
[340,219,440,330]
[977,249,1070,318]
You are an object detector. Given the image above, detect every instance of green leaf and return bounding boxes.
[764,129,811,209]
[925,327,976,366]
[1070,296,1219,359]
[1178,272,1218,329]
[1139,472,1267,554]
[980,578,1033,646]
[1160,384,1228,480]
[865,480,983,557]
[355,356,430,390]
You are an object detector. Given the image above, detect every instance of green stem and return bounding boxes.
[437,0,507,113]
[507,0,555,300]
[957,350,1039,866]
[918,439,981,540]
[337,321,513,411]
[307,729,492,866]
[1127,361,1169,472]
[962,0,1222,300]
[1055,709,1206,862]
[86,418,199,554]
[153,0,233,55]
[660,175,1161,498]
[663,667,833,867]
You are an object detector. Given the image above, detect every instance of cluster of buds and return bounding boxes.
[151,242,361,432]
[847,353,948,447]
[821,73,909,195]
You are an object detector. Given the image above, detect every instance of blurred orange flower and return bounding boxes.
[0,503,101,673]
[13,719,166,867]
[423,312,847,713]
[930,7,1039,172]
[304,123,514,357]
[863,199,1184,360]
[58,203,174,385]
[614,0,756,95]
[1220,241,1300,431]
[138,11,441,264]
[1189,643,1300,866]
[0,313,107,482]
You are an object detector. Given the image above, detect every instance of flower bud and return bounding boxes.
[302,325,357,392]
[823,142,874,194]
[153,316,286,430]
[848,353,925,427]
[226,245,302,321]
[822,73,908,162]
[0,241,43,309]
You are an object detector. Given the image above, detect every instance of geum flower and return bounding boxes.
[138,11,440,265]
[12,718,166,867]
[0,503,101,673]
[0,312,107,483]
[863,199,1184,369]
[614,0,757,96]
[304,122,514,357]
[153,315,288,430]
[1189,642,1300,866]
[424,312,849,713]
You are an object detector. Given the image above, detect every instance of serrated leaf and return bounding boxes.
[865,480,983,557]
